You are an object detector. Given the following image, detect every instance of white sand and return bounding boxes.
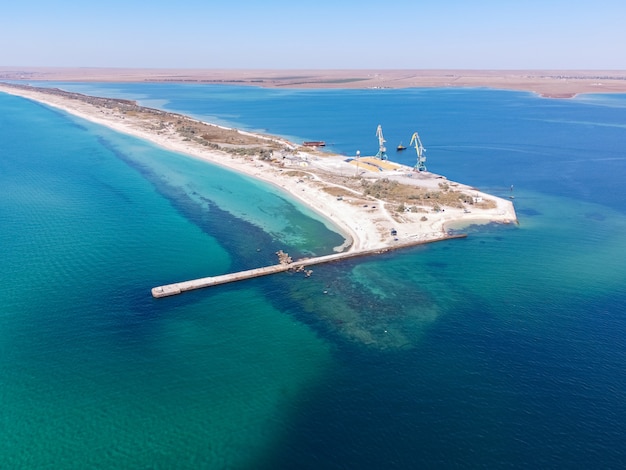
[0,84,517,252]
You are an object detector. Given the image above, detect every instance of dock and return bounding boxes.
[151,233,467,298]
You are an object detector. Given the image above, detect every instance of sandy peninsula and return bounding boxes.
[2,67,626,98]
[0,82,516,256]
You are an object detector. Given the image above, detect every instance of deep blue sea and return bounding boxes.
[2,82,626,469]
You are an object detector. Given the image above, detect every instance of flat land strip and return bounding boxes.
[2,67,626,98]
[0,81,516,254]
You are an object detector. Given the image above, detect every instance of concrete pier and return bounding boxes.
[151,234,467,298]
[152,264,293,298]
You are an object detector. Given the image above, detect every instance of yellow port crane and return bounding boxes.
[410,131,427,171]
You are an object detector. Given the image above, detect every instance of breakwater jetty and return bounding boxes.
[151,233,467,298]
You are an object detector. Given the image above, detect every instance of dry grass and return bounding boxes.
[317,176,495,212]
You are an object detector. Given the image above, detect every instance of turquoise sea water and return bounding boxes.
[2,84,626,468]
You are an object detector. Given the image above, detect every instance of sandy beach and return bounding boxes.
[0,82,516,254]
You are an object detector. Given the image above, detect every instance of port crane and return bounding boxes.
[375,125,388,160]
[410,131,427,171]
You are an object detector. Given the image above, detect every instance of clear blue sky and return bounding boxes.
[2,0,625,69]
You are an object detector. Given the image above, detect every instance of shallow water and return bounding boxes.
[2,85,626,468]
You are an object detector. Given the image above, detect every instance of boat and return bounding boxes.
[396,143,407,151]
[303,141,326,147]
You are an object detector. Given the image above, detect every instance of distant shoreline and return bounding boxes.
[2,67,626,98]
